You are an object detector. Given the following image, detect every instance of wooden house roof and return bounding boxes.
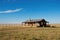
[22,19,48,23]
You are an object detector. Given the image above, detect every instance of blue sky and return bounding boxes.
[0,0,60,24]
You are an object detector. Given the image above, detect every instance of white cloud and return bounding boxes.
[0,8,23,13]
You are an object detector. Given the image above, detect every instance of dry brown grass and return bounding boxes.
[50,24,60,27]
[0,24,60,40]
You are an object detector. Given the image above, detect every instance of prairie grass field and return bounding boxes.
[0,24,60,40]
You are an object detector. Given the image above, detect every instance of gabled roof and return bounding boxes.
[22,19,48,23]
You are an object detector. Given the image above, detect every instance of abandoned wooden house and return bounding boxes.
[22,19,49,27]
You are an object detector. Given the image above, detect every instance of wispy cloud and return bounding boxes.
[0,8,23,13]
